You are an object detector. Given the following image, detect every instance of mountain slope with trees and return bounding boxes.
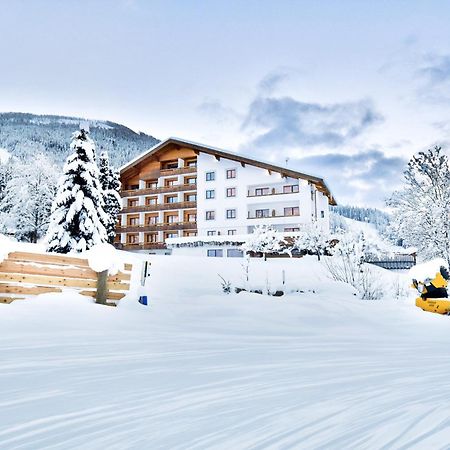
[0,112,159,168]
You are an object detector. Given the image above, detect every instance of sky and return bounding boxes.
[2,0,450,207]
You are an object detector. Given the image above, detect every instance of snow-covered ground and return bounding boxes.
[0,255,449,449]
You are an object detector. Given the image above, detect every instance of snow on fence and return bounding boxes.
[0,251,132,306]
[366,255,416,270]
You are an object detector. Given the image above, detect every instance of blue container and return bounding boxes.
[139,295,148,305]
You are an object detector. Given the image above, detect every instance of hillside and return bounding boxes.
[0,112,159,168]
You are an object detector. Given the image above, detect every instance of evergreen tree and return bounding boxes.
[242,225,284,261]
[46,129,108,253]
[98,151,122,244]
[0,154,57,242]
[388,146,450,264]
[292,222,331,260]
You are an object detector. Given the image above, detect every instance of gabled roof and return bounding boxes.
[120,137,337,205]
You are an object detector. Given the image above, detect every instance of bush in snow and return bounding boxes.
[323,231,383,300]
[98,151,122,244]
[0,154,57,243]
[218,274,232,294]
[290,222,332,260]
[242,225,285,261]
[46,129,108,253]
[388,146,450,264]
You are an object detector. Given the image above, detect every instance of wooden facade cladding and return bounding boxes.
[122,201,197,214]
[139,166,197,180]
[121,183,197,198]
[117,222,196,233]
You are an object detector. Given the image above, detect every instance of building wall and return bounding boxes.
[196,152,329,236]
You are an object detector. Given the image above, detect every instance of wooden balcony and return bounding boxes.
[115,242,167,251]
[247,189,299,198]
[122,201,197,213]
[117,221,197,233]
[121,183,197,198]
[138,166,197,181]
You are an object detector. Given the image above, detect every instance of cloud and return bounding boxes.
[291,150,407,207]
[241,96,382,150]
[197,100,241,125]
[416,54,450,103]
[257,71,289,95]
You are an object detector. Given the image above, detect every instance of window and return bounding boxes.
[146,180,158,189]
[285,227,300,232]
[127,234,139,244]
[226,169,236,179]
[128,198,138,207]
[226,187,236,197]
[165,232,178,239]
[206,172,215,181]
[226,209,236,219]
[128,184,139,190]
[228,229,237,235]
[207,249,223,257]
[320,210,325,219]
[185,159,197,167]
[166,215,178,224]
[284,207,300,216]
[166,195,177,204]
[206,189,215,199]
[184,231,197,237]
[227,249,244,258]
[146,215,158,225]
[165,179,177,187]
[128,216,139,226]
[256,209,270,218]
[255,188,269,196]
[186,213,197,222]
[186,177,197,185]
[145,197,157,205]
[163,161,178,170]
[207,230,217,236]
[283,185,299,194]
[145,233,157,243]
[185,193,197,202]
[206,211,215,220]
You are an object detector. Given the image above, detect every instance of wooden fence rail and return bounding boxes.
[0,251,133,306]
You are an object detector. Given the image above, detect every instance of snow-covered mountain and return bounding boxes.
[0,112,159,168]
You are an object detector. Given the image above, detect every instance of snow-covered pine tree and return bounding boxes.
[98,151,122,244]
[388,146,450,264]
[0,154,57,242]
[242,225,284,260]
[46,129,108,253]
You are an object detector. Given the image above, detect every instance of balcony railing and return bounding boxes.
[247,189,299,198]
[117,221,197,233]
[248,213,300,219]
[139,166,197,181]
[122,201,197,213]
[121,183,197,198]
[115,242,167,250]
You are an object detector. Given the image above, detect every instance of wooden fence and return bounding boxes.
[0,251,133,306]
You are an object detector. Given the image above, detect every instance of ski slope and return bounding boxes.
[0,255,449,449]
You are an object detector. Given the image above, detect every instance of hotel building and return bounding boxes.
[116,138,336,254]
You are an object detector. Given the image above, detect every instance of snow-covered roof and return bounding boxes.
[120,137,337,205]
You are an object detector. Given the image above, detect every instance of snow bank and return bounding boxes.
[85,243,124,275]
[0,234,16,263]
[409,258,447,281]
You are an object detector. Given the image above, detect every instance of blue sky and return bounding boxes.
[2,0,450,207]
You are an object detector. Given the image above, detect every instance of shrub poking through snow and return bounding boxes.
[323,231,383,300]
[291,222,332,260]
[98,151,122,244]
[242,225,285,261]
[218,274,232,294]
[46,129,108,253]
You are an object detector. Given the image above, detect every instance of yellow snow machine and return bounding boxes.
[412,266,450,315]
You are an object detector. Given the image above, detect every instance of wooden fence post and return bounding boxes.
[96,270,109,305]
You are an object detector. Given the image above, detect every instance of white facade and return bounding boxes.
[196,152,329,237]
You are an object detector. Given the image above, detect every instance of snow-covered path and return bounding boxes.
[0,256,450,449]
